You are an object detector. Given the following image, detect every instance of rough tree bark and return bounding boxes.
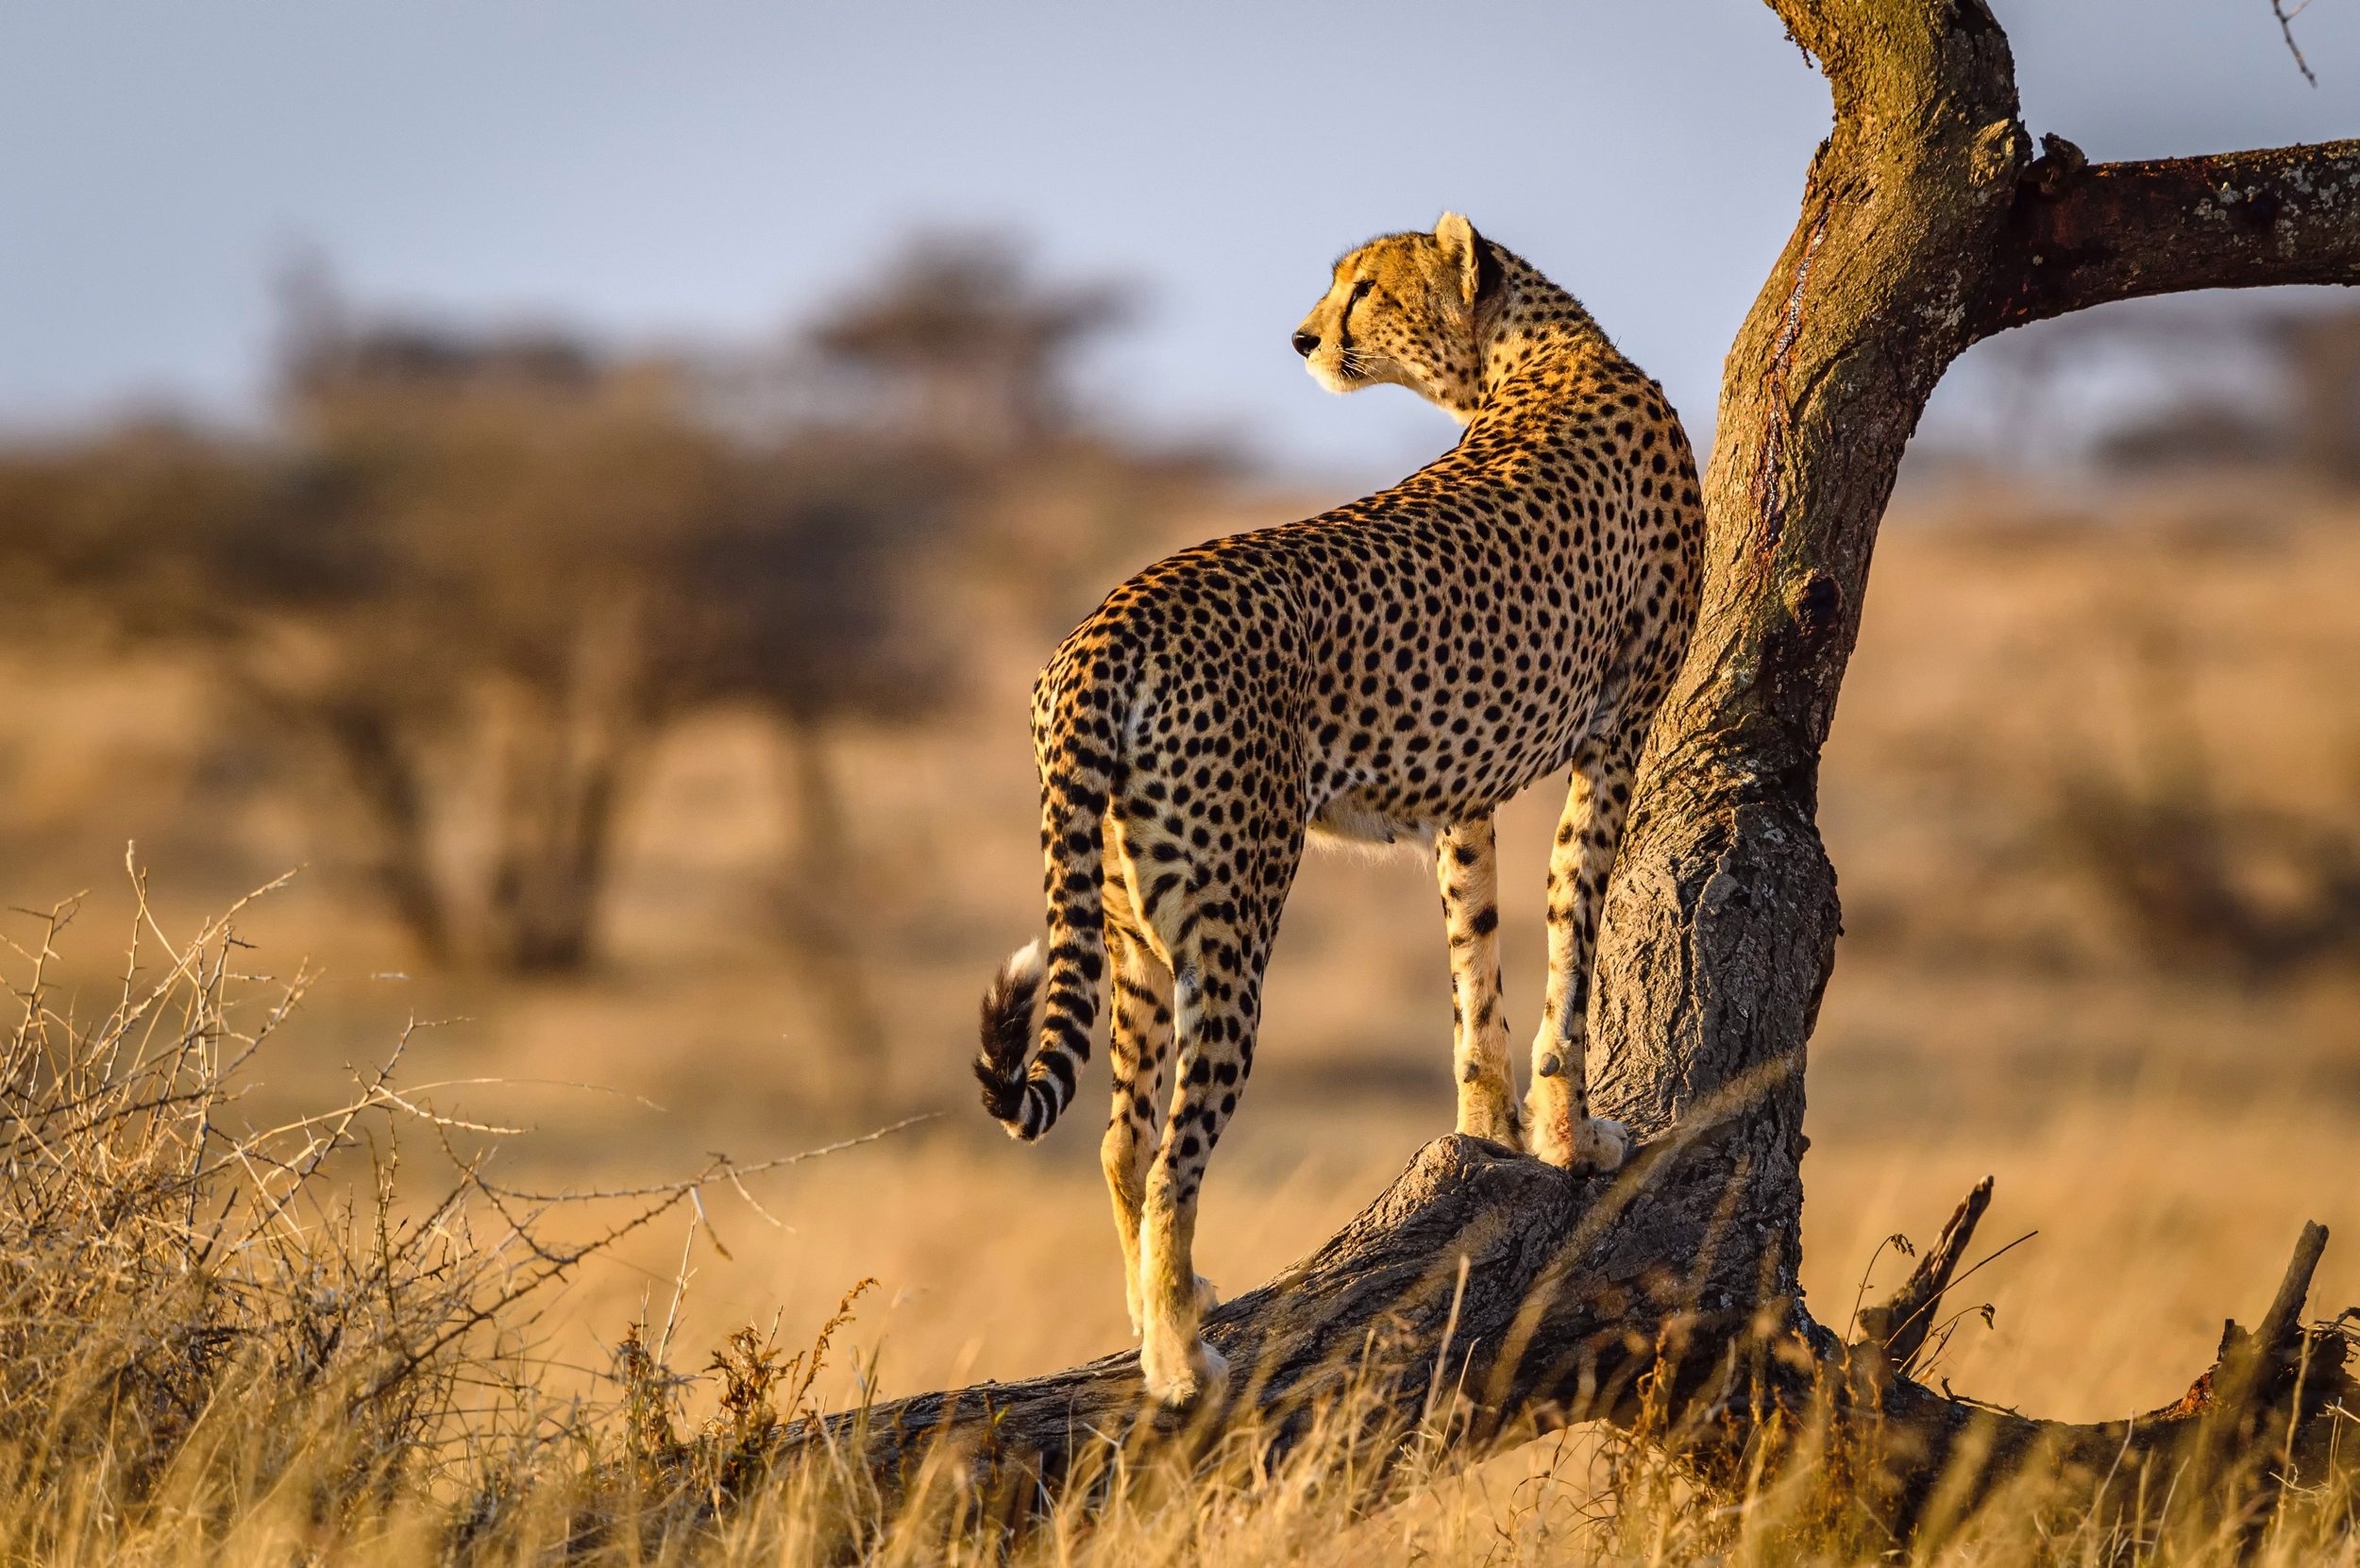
[809,0,2360,1543]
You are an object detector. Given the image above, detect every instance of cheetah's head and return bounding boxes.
[1292,212,1503,423]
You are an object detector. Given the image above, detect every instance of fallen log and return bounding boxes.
[815,1130,2352,1546]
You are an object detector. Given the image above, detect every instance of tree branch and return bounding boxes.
[1854,1175,1992,1374]
[2272,0,2320,88]
[1981,139,2360,333]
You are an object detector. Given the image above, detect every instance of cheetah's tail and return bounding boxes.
[975,919,1108,1140]
[973,940,1049,1134]
[975,747,1112,1141]
[974,909,1110,1141]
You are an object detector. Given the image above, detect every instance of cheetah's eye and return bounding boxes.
[1346,278,1374,309]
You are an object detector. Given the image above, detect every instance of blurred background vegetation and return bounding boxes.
[0,235,1238,1114]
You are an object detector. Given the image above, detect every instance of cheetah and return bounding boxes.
[973,213,1704,1406]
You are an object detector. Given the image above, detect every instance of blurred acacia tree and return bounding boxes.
[806,231,1131,454]
[0,235,1144,990]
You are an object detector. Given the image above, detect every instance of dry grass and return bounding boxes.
[1,882,2352,1567]
[1,890,2352,1561]
[0,865,923,1562]
[2,477,2359,1560]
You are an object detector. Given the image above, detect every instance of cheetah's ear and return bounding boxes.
[1434,211,1502,308]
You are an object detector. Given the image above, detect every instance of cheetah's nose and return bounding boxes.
[1290,329,1321,358]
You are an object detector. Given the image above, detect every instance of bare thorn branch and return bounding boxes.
[2272,0,2321,86]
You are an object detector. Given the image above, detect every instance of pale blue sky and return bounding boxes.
[1,2,2353,479]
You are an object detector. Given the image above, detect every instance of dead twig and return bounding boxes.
[2272,0,2320,87]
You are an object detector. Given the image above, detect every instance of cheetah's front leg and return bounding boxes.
[1437,817,1523,1151]
[1528,733,1641,1173]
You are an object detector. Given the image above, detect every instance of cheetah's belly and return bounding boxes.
[1306,790,1441,851]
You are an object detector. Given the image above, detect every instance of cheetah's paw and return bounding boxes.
[1569,1116,1631,1175]
[1140,1333,1230,1408]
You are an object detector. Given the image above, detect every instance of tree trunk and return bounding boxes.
[805,0,2360,1543]
[483,597,651,972]
[773,712,891,1119]
[313,700,455,969]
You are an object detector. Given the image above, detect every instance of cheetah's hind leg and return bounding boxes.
[1103,828,1224,1343]
[1131,859,1294,1403]
[1102,918,1172,1339]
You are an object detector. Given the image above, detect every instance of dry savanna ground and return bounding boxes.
[5,469,2359,1559]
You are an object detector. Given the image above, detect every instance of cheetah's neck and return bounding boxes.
[1471,257,1615,413]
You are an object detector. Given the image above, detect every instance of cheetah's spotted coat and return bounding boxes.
[974,214,1705,1404]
